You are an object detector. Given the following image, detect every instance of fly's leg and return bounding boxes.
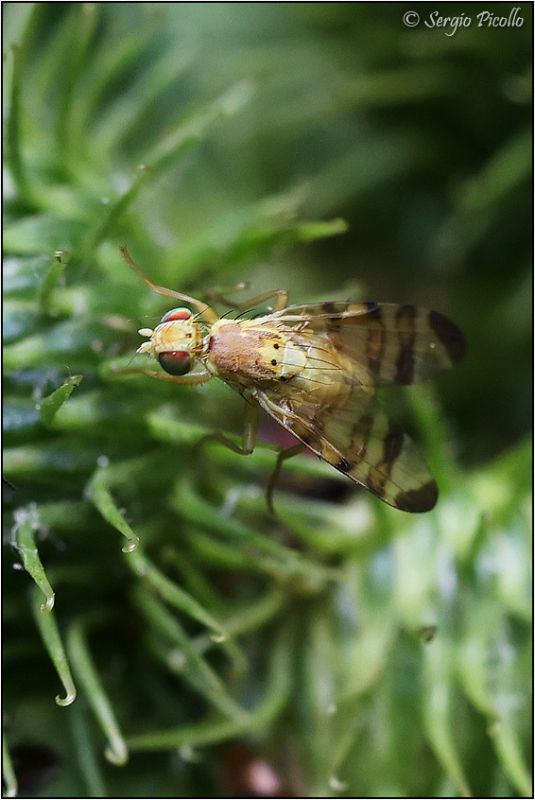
[206,287,289,313]
[204,281,250,308]
[239,289,289,312]
[120,245,219,324]
[111,367,212,385]
[266,444,305,515]
[198,401,259,455]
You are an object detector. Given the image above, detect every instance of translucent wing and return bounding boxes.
[271,301,465,385]
[256,381,438,513]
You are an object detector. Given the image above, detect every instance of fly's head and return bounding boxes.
[137,307,204,375]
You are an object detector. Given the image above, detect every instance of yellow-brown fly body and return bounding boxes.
[124,248,465,512]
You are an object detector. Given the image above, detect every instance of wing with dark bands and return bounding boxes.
[272,301,465,386]
[257,383,438,513]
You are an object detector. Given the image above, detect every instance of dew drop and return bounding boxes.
[328,775,347,792]
[40,593,55,614]
[13,508,28,526]
[169,649,187,670]
[178,744,200,763]
[104,741,128,765]
[97,455,110,468]
[220,487,241,517]
[122,536,139,554]
[209,632,227,644]
[12,562,23,571]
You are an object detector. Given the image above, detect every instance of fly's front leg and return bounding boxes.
[111,367,212,386]
[120,245,219,324]
[267,444,305,515]
[198,402,258,455]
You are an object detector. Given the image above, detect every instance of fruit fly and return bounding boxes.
[121,246,465,512]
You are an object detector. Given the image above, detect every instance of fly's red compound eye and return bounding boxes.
[160,307,192,324]
[158,351,191,376]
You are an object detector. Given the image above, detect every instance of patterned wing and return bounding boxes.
[256,382,438,512]
[271,302,465,385]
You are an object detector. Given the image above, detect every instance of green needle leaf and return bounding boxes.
[38,374,83,428]
[2,732,18,798]
[127,548,228,639]
[127,621,293,751]
[14,505,55,613]
[67,617,128,766]
[30,588,77,707]
[37,249,71,315]
[85,465,140,554]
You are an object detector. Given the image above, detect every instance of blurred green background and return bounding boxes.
[3,3,532,797]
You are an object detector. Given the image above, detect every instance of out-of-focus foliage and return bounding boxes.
[3,3,531,797]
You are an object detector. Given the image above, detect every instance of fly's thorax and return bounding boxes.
[278,337,308,380]
[205,318,308,385]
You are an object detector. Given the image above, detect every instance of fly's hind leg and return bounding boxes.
[197,404,301,515]
[196,402,258,518]
[266,444,305,515]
